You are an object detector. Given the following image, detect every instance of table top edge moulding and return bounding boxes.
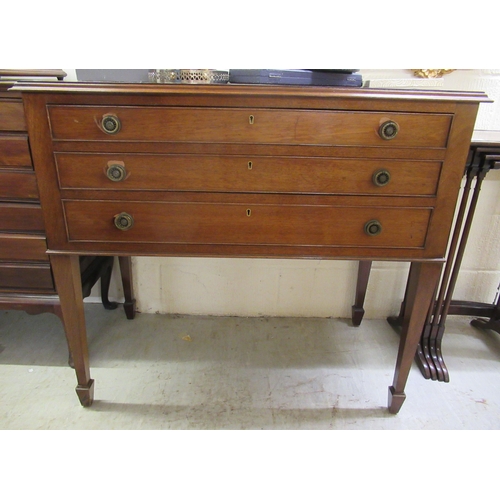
[11,81,491,101]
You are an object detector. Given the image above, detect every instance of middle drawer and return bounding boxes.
[55,153,442,196]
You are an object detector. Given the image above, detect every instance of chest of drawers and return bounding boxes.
[17,82,489,412]
[0,76,135,368]
[0,84,54,293]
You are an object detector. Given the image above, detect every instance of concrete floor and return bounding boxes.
[0,304,499,430]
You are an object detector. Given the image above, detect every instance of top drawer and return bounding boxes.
[47,106,452,148]
[0,100,26,131]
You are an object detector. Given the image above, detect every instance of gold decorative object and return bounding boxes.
[148,69,229,84]
[413,69,455,78]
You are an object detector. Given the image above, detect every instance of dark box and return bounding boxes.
[229,69,362,87]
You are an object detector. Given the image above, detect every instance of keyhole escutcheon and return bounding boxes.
[249,115,254,125]
[246,209,252,217]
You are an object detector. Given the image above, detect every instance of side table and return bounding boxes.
[353,130,500,381]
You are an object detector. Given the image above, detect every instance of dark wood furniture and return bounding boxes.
[16,81,489,413]
[0,72,136,365]
[388,130,500,380]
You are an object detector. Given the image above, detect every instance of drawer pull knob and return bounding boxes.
[379,120,399,140]
[106,164,127,182]
[373,169,391,187]
[114,212,134,231]
[364,219,382,236]
[101,114,121,134]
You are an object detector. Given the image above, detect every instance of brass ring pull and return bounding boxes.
[114,212,134,231]
[106,164,127,182]
[364,219,382,236]
[101,114,121,134]
[379,120,399,140]
[372,169,391,187]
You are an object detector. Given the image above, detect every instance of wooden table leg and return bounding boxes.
[388,261,442,414]
[50,254,94,407]
[470,290,500,334]
[351,260,372,326]
[118,256,136,320]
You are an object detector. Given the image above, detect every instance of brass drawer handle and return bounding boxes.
[379,120,399,140]
[372,169,391,187]
[101,114,121,134]
[114,212,134,231]
[364,219,382,236]
[106,163,127,182]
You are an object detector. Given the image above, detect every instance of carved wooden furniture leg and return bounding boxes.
[351,260,372,326]
[50,254,94,407]
[385,266,437,378]
[431,164,490,381]
[387,157,485,382]
[388,261,442,414]
[470,290,500,334]
[119,256,136,320]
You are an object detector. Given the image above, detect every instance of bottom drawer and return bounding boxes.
[64,200,432,249]
[0,263,54,292]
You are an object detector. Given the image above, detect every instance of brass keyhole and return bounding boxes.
[249,115,255,125]
[248,161,253,170]
[246,209,252,217]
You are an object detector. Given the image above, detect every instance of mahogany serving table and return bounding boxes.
[15,82,489,413]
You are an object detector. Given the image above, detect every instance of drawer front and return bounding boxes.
[0,100,26,131]
[0,234,49,261]
[55,153,442,196]
[0,203,45,232]
[0,170,39,200]
[0,135,32,168]
[48,106,452,148]
[64,200,432,249]
[0,263,54,291]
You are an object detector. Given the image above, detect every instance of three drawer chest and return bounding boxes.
[15,82,489,412]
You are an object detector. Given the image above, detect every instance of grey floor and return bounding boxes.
[1,304,499,429]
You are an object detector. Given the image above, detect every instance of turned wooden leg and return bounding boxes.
[388,261,442,414]
[351,260,372,326]
[50,254,94,407]
[118,256,136,319]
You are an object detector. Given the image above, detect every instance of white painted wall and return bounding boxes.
[77,69,500,318]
